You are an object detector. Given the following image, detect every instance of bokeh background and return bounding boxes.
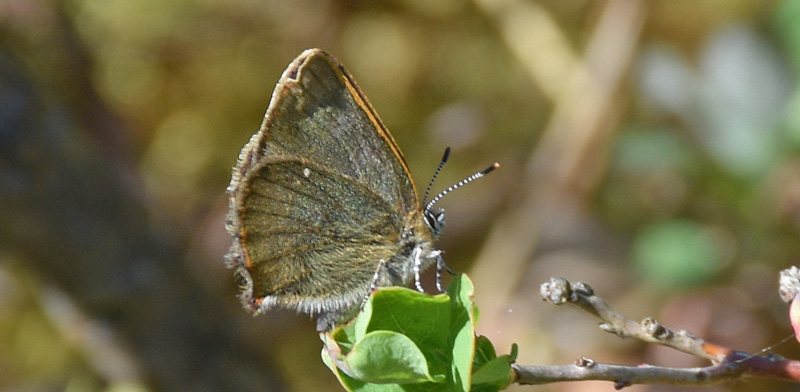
[2,0,800,391]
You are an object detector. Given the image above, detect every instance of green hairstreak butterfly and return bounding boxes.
[225,48,497,331]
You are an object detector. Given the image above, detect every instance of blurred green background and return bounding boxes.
[2,0,800,391]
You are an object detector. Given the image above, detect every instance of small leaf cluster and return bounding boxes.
[322,275,517,392]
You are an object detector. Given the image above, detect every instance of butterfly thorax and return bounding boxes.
[377,208,441,287]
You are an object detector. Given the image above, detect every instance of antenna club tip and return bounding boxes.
[482,162,500,174]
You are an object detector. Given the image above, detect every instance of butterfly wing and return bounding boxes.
[226,49,429,316]
[232,157,408,314]
[231,49,418,216]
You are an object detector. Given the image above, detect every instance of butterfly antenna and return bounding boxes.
[422,147,451,206]
[425,161,500,212]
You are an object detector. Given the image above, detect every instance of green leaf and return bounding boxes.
[322,274,517,392]
[347,331,442,383]
[471,356,512,385]
[472,335,497,371]
[357,287,452,346]
[358,287,453,380]
[447,274,476,391]
[469,336,515,390]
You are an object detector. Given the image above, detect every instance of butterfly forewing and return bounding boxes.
[226,49,432,319]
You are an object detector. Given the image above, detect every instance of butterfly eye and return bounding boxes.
[424,209,446,236]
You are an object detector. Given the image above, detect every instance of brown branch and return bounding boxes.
[539,277,721,362]
[511,277,800,387]
[513,358,741,387]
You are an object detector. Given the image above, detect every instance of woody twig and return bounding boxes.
[510,277,800,387]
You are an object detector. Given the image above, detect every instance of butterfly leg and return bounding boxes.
[361,259,388,309]
[433,251,454,292]
[412,247,426,292]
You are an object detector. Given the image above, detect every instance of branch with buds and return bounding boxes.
[512,276,800,387]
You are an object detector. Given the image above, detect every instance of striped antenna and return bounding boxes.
[422,147,451,206]
[425,161,500,213]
